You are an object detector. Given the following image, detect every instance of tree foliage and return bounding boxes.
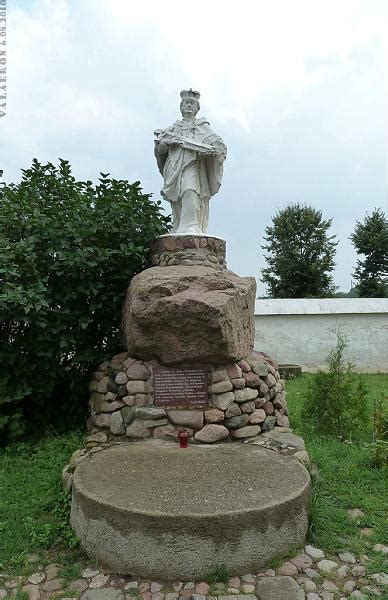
[302,326,368,438]
[0,158,170,442]
[261,203,337,298]
[350,208,388,297]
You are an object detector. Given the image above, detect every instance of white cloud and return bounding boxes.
[0,0,386,292]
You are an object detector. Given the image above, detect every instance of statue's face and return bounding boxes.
[180,98,199,118]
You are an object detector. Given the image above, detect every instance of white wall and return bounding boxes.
[254,299,388,373]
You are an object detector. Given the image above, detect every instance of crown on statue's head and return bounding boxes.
[180,88,200,102]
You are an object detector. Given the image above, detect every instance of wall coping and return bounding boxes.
[255,298,388,316]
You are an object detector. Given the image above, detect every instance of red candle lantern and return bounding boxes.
[178,429,189,448]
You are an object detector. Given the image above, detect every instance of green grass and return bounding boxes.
[0,431,85,573]
[287,373,388,572]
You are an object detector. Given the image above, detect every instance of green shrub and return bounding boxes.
[365,395,388,469]
[302,326,368,438]
[0,159,170,442]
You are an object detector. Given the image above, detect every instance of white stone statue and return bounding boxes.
[154,89,227,235]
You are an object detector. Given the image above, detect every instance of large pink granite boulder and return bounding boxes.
[123,266,256,365]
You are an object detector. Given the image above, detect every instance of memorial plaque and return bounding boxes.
[154,366,208,408]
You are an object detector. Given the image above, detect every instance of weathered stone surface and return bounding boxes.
[277,562,298,576]
[209,380,233,394]
[115,372,128,385]
[243,372,261,388]
[205,408,225,423]
[227,364,243,379]
[235,388,258,403]
[121,406,136,425]
[211,368,228,383]
[153,424,177,439]
[262,416,277,432]
[126,419,150,438]
[225,403,241,417]
[251,363,268,377]
[211,391,235,411]
[81,590,124,600]
[194,424,229,442]
[232,425,261,438]
[126,363,151,380]
[240,401,256,414]
[110,411,125,435]
[126,380,148,395]
[93,413,111,428]
[256,576,305,600]
[231,377,246,389]
[317,559,338,573]
[168,410,204,429]
[225,414,250,429]
[249,409,266,424]
[143,418,169,428]
[136,407,166,419]
[277,415,290,428]
[263,401,275,415]
[123,266,256,364]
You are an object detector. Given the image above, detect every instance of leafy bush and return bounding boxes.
[0,159,170,442]
[365,395,388,469]
[302,326,368,438]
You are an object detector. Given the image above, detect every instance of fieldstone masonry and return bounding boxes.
[87,350,289,443]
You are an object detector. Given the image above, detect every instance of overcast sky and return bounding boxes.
[1,0,386,294]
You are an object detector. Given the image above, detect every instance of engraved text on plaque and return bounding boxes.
[154,367,208,408]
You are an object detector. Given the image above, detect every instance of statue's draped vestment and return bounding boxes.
[155,117,226,233]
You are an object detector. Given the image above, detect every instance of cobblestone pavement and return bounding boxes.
[0,545,387,600]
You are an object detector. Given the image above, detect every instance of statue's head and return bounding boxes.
[180,88,200,118]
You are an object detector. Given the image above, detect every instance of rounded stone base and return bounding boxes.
[150,234,226,270]
[71,440,310,579]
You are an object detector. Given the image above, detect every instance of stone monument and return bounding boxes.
[68,89,310,579]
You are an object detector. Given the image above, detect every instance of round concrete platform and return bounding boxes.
[71,440,310,579]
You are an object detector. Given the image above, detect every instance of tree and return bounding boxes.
[261,203,337,298]
[350,208,388,297]
[0,158,170,442]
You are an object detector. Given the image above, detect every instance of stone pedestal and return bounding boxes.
[150,234,226,271]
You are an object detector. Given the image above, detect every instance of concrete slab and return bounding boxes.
[71,440,310,579]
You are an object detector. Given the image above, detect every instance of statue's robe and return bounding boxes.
[154,117,226,233]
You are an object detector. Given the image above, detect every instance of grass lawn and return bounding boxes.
[0,374,387,580]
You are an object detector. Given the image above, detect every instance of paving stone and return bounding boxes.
[321,593,335,600]
[69,578,89,592]
[351,565,366,577]
[317,559,338,573]
[290,553,313,571]
[306,594,320,600]
[343,580,357,593]
[89,574,110,588]
[278,562,298,576]
[256,576,305,599]
[339,552,356,564]
[304,545,325,560]
[298,577,316,591]
[28,572,45,585]
[373,543,388,553]
[194,583,209,595]
[303,568,320,579]
[371,572,388,585]
[227,588,240,594]
[151,582,163,592]
[125,581,139,590]
[337,565,350,578]
[42,578,63,592]
[347,508,364,519]
[21,584,41,600]
[241,584,255,593]
[240,574,255,584]
[361,584,382,596]
[349,592,366,599]
[152,592,165,600]
[215,596,256,600]
[0,591,6,600]
[81,590,125,600]
[45,563,61,581]
[165,594,179,600]
[228,578,241,589]
[322,580,339,592]
[81,568,100,579]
